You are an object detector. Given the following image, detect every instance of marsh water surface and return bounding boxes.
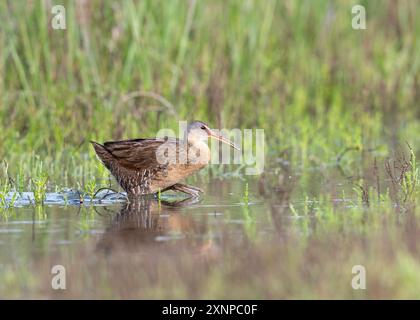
[1,162,419,299]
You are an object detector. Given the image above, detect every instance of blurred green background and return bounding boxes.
[0,0,419,186]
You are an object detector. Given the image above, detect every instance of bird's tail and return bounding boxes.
[90,141,114,168]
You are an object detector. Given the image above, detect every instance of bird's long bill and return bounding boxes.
[209,130,240,150]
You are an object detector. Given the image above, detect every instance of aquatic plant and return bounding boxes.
[0,184,11,208]
[0,162,18,209]
[35,205,47,220]
[385,145,419,207]
[401,146,419,203]
[243,182,249,205]
[31,173,48,205]
[84,177,98,202]
[77,207,97,235]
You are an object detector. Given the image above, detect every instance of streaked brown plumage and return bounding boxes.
[91,121,238,199]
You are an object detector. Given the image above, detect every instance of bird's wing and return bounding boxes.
[103,138,179,171]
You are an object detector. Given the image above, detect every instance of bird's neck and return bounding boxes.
[186,139,210,165]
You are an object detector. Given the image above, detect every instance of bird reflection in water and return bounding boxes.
[96,197,220,259]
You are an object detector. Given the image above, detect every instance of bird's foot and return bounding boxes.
[169,183,203,198]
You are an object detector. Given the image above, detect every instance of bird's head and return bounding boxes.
[185,121,239,150]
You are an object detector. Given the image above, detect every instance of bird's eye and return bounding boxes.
[200,126,206,130]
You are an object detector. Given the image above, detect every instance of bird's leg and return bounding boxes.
[168,183,203,197]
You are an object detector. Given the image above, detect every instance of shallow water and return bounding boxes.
[0,168,420,299]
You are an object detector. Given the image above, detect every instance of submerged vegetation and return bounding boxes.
[0,0,419,299]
